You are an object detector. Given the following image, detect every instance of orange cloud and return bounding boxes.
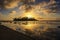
[8,11,17,20]
[4,0,21,9]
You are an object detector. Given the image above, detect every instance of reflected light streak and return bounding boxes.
[21,23,38,31]
[24,24,34,30]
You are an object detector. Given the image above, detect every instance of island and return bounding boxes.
[13,17,38,21]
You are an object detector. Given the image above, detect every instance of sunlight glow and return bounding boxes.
[21,11,39,19]
[25,13,33,18]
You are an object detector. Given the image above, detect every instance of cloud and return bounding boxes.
[8,11,17,20]
[19,0,59,19]
[0,11,17,20]
[5,1,19,9]
[0,13,7,20]
[19,0,57,13]
[0,0,59,20]
[0,0,21,9]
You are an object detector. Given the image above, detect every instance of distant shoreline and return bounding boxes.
[0,20,60,22]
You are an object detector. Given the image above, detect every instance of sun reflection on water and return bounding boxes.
[21,23,38,30]
[25,24,33,29]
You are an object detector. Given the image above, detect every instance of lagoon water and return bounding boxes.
[0,21,60,36]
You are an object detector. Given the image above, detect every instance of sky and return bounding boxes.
[0,0,60,20]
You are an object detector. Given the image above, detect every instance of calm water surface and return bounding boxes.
[1,21,60,36]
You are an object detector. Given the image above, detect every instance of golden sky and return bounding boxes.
[0,0,60,20]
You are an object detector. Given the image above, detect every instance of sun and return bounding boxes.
[25,13,33,18]
[21,12,34,18]
[21,11,40,19]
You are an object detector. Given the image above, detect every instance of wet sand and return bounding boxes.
[0,25,37,40]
